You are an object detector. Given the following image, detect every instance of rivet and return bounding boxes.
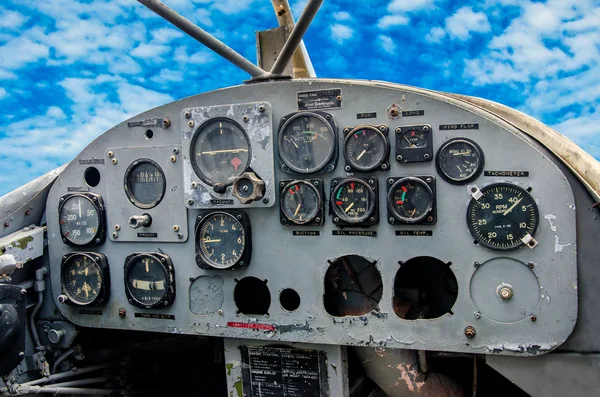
[112,232,118,239]
[170,156,177,163]
[191,182,198,189]
[114,224,121,231]
[173,225,180,232]
[184,111,191,119]
[530,315,537,322]
[218,309,224,315]
[258,105,265,112]
[396,155,403,161]
[111,158,118,165]
[243,116,249,122]
[188,199,194,206]
[188,120,195,128]
[118,308,126,318]
[172,148,179,154]
[107,151,114,158]
[336,95,342,101]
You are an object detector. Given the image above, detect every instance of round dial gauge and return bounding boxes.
[467,183,539,250]
[332,179,376,224]
[190,118,251,186]
[436,138,484,184]
[124,159,166,209]
[281,180,321,224]
[61,254,107,305]
[398,129,428,149]
[344,126,389,171]
[198,212,246,269]
[124,253,175,308]
[279,112,336,173]
[59,194,103,246]
[388,178,434,223]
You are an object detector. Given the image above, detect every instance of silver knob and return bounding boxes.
[129,214,152,229]
[48,329,65,344]
[57,295,68,304]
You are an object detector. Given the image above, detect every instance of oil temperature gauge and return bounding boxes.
[280,180,324,225]
[387,177,436,224]
[124,252,175,309]
[343,125,389,172]
[331,178,378,225]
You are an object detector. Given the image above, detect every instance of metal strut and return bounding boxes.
[136,0,323,81]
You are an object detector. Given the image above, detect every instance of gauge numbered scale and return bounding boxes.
[436,138,484,184]
[387,177,436,224]
[124,159,166,208]
[395,125,433,163]
[124,253,175,309]
[331,178,378,226]
[195,211,252,270]
[58,193,106,247]
[467,183,539,250]
[280,179,324,225]
[60,253,110,306]
[278,111,337,174]
[343,125,390,172]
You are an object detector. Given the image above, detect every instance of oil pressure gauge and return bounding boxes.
[58,193,106,247]
[280,179,324,225]
[343,125,390,172]
[195,210,252,270]
[330,177,378,226]
[387,177,436,224]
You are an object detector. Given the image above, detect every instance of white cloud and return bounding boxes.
[426,26,445,42]
[0,87,8,100]
[377,15,409,29]
[151,69,184,83]
[330,24,354,44]
[151,28,184,44]
[378,35,396,54]
[195,9,214,27]
[445,7,491,40]
[131,43,170,59]
[46,106,67,120]
[0,35,49,69]
[173,46,215,64]
[0,7,28,30]
[0,69,17,80]
[387,0,437,13]
[333,11,352,21]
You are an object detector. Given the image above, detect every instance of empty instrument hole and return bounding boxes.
[84,167,101,187]
[393,256,458,320]
[324,255,383,317]
[279,288,301,312]
[234,277,271,315]
[145,129,154,139]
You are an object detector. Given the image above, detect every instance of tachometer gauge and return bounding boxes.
[60,253,109,306]
[280,180,323,225]
[343,125,389,172]
[59,193,105,247]
[331,178,377,225]
[195,211,252,270]
[467,183,539,250]
[124,159,166,208]
[388,177,435,224]
[278,112,336,173]
[124,253,175,309]
[436,138,484,184]
[190,118,251,186]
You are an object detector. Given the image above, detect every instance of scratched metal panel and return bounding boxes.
[46,79,578,356]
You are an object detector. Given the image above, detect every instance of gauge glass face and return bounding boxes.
[125,160,166,208]
[467,184,539,250]
[191,118,251,185]
[436,139,483,183]
[59,195,100,245]
[332,180,374,223]
[62,255,103,305]
[125,255,169,306]
[199,213,246,269]
[344,127,388,171]
[279,113,335,173]
[281,181,321,224]
[389,178,433,223]
[398,129,427,149]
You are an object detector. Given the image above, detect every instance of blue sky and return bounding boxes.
[1,0,599,196]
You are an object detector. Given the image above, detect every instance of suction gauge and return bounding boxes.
[343,125,390,172]
[60,253,110,306]
[278,112,337,174]
[124,253,175,309]
[58,193,105,247]
[280,179,324,225]
[124,159,166,209]
[331,178,378,225]
[387,177,436,224]
[436,138,484,184]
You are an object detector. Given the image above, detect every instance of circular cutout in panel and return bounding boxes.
[470,257,540,323]
[280,288,301,312]
[84,167,101,187]
[234,277,271,315]
[393,257,457,320]
[324,255,383,317]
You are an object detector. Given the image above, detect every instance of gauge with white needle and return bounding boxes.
[343,125,389,172]
[280,180,321,225]
[331,178,376,224]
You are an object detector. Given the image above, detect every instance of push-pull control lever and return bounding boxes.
[129,214,152,229]
[232,172,265,204]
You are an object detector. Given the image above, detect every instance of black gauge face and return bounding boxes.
[398,129,428,149]
[436,138,484,184]
[59,195,101,246]
[467,184,539,250]
[332,179,375,224]
[124,159,166,208]
[281,181,321,224]
[125,254,172,307]
[62,254,104,305]
[344,127,388,171]
[199,212,246,269]
[279,113,335,173]
[388,178,433,223]
[190,118,251,185]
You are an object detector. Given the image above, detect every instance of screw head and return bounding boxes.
[313,180,319,186]
[243,115,249,122]
[530,315,537,322]
[118,308,126,318]
[499,286,513,300]
[236,214,243,220]
[426,178,432,183]
[424,154,430,160]
[528,262,535,269]
[464,326,476,338]
[191,181,198,189]
[262,197,270,204]
[343,127,350,134]
[107,151,114,158]
[333,217,339,223]
[336,95,342,101]
[258,105,265,112]
[396,155,403,161]
[114,224,120,231]
[218,309,224,315]
[170,156,177,163]
[369,217,376,222]
[423,125,430,132]
[173,225,180,232]
[326,115,331,120]
[112,232,118,239]
[389,217,395,222]
[344,165,351,172]
[280,181,286,187]
[173,148,179,154]
[188,199,194,206]
[188,120,195,128]
[111,158,118,164]
[315,217,321,222]
[177,233,183,239]
[281,117,286,123]
[379,125,386,132]
[395,127,402,133]
[474,312,481,319]
[184,111,191,119]
[381,163,388,170]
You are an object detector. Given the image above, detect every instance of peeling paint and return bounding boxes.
[226,363,233,376]
[277,321,311,334]
[554,235,573,252]
[233,377,243,397]
[544,214,557,231]
[13,236,33,249]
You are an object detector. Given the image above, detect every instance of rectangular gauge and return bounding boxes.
[394,124,433,163]
[386,175,436,225]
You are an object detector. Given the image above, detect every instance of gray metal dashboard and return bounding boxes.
[46,79,578,356]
